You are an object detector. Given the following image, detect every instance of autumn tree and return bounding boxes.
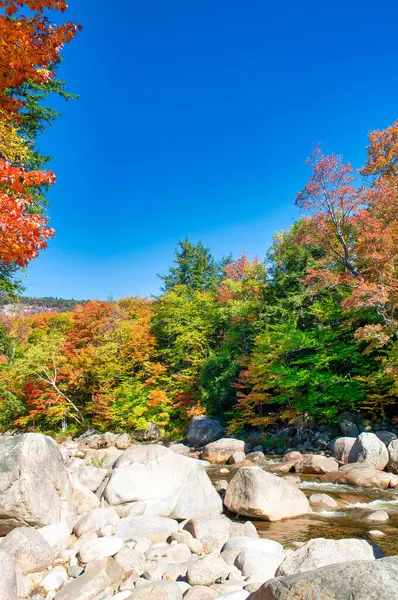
[0,0,80,297]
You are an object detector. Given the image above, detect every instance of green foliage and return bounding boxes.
[83,454,109,468]
[159,238,221,293]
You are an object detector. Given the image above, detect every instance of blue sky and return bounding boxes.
[24,0,398,300]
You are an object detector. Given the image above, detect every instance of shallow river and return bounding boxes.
[208,462,398,556]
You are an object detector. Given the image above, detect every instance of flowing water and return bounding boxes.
[208,462,398,555]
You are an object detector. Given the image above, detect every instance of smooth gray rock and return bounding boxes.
[105,445,222,519]
[248,556,398,600]
[0,433,75,534]
[351,432,389,470]
[186,416,225,447]
[78,536,123,563]
[276,537,383,576]
[115,515,179,542]
[224,467,309,521]
[187,552,230,586]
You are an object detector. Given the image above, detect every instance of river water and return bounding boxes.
[208,462,398,556]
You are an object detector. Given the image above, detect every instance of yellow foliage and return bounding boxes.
[0,110,30,164]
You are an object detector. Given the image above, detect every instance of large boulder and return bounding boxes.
[329,437,356,463]
[248,556,398,600]
[276,538,382,576]
[294,454,339,474]
[104,445,222,518]
[0,551,17,600]
[387,439,398,473]
[351,432,389,470]
[54,557,125,600]
[0,434,75,535]
[0,526,54,575]
[187,416,225,447]
[203,439,245,465]
[224,467,309,521]
[339,419,360,437]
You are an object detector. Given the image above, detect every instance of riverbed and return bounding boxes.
[208,462,398,555]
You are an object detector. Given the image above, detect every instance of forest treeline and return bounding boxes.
[0,2,396,437]
[0,121,397,436]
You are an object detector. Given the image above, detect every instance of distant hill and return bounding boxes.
[0,297,86,316]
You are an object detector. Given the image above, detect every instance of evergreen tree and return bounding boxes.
[159,238,220,292]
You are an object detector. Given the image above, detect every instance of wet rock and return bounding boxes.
[203,439,245,465]
[186,416,225,447]
[224,467,309,521]
[264,461,295,474]
[294,454,339,474]
[324,465,398,488]
[276,537,383,576]
[0,433,75,534]
[250,556,398,600]
[351,432,389,470]
[365,510,389,522]
[309,493,338,511]
[0,526,54,574]
[105,445,222,519]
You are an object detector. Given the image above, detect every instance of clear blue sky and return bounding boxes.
[24,0,398,300]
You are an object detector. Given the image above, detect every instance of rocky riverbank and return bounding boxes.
[0,419,398,599]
